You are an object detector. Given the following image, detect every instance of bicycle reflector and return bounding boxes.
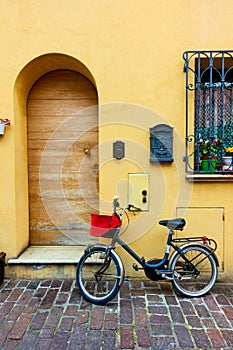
[90,213,122,237]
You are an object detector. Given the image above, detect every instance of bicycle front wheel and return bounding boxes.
[76,246,124,305]
[169,244,218,297]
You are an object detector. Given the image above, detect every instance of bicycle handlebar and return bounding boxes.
[112,195,141,214]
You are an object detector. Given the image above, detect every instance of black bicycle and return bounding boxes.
[76,196,218,305]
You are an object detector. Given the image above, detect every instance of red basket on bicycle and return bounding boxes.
[90,213,122,238]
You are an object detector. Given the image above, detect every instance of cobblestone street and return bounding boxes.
[0,279,233,349]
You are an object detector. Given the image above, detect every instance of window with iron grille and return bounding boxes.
[183,51,233,174]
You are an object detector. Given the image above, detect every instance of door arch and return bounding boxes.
[27,69,98,245]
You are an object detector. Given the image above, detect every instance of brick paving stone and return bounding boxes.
[39,328,54,339]
[132,296,146,308]
[61,279,73,292]
[120,281,131,298]
[67,325,87,350]
[17,289,34,304]
[169,306,185,323]
[222,305,233,320]
[40,280,52,287]
[160,283,173,295]
[207,329,227,349]
[65,304,79,316]
[27,280,41,290]
[131,280,142,289]
[0,322,14,348]
[3,339,19,350]
[174,325,194,348]
[102,330,117,350]
[0,302,15,316]
[44,306,63,328]
[120,299,133,324]
[151,336,176,349]
[165,295,178,305]
[7,288,22,302]
[83,330,102,350]
[221,329,233,348]
[17,280,29,288]
[15,332,38,350]
[150,314,171,325]
[148,305,167,314]
[69,287,82,304]
[90,306,105,330]
[104,312,118,330]
[204,295,220,311]
[146,294,163,303]
[34,287,48,299]
[50,331,70,350]
[9,312,33,340]
[135,308,149,327]
[51,280,63,288]
[77,310,89,325]
[6,305,24,321]
[191,328,212,349]
[0,289,11,302]
[120,325,135,349]
[55,291,69,305]
[34,338,52,350]
[29,311,49,330]
[151,324,173,337]
[131,289,145,297]
[194,303,211,318]
[24,297,41,313]
[211,310,232,328]
[186,315,202,328]
[202,317,216,328]
[180,300,196,315]
[60,316,74,331]
[136,328,151,348]
[40,289,59,309]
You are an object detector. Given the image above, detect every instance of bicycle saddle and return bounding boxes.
[159,218,186,230]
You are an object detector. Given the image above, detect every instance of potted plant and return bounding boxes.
[198,138,222,172]
[222,147,233,171]
[0,118,11,136]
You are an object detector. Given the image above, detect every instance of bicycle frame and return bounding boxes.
[109,225,218,281]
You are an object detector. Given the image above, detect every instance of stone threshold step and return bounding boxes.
[8,246,86,264]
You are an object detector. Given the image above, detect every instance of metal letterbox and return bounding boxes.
[150,124,174,163]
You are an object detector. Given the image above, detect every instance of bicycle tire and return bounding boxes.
[76,246,124,305]
[169,244,218,297]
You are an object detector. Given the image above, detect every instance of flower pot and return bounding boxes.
[0,123,5,135]
[222,156,233,170]
[201,157,217,173]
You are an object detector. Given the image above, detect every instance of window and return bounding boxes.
[183,51,233,174]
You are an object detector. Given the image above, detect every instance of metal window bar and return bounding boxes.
[183,50,233,174]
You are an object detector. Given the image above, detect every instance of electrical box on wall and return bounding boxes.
[128,173,149,211]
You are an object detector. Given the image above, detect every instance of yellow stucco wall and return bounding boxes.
[0,0,233,275]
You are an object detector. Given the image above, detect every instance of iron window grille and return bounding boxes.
[183,50,233,174]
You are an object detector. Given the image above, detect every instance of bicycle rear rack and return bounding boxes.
[172,236,217,253]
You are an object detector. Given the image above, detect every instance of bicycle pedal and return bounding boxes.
[132,263,143,271]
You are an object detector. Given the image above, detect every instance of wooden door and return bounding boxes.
[27,70,98,245]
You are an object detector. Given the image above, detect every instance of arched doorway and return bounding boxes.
[27,69,98,245]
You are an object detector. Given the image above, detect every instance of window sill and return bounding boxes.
[186,173,233,182]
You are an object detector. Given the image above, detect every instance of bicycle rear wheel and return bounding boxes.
[76,246,124,305]
[169,244,218,297]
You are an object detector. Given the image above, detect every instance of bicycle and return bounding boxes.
[76,196,218,305]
